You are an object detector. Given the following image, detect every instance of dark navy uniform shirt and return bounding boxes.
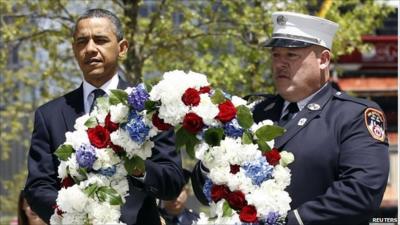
[251,83,389,225]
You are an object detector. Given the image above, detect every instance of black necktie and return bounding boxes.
[279,102,299,126]
[90,89,106,112]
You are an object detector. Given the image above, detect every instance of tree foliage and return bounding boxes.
[0,0,394,219]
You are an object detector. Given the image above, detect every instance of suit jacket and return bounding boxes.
[192,83,389,225]
[24,78,185,225]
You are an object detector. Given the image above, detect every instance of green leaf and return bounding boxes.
[242,131,253,144]
[204,128,224,146]
[211,89,226,105]
[257,139,271,153]
[54,144,74,161]
[97,186,123,205]
[236,105,253,129]
[124,155,146,175]
[78,168,88,179]
[175,127,200,159]
[84,183,98,198]
[84,117,98,128]
[222,200,233,217]
[255,125,285,141]
[144,100,160,112]
[109,89,128,105]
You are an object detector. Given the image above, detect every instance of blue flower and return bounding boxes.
[76,144,96,170]
[203,178,213,203]
[260,212,283,225]
[124,111,150,144]
[98,165,117,177]
[128,83,149,111]
[243,157,273,186]
[224,119,244,138]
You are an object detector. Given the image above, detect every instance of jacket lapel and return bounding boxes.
[253,95,284,123]
[274,84,334,149]
[62,84,85,132]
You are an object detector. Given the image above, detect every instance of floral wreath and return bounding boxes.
[50,70,294,225]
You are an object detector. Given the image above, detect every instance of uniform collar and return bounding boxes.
[282,82,328,115]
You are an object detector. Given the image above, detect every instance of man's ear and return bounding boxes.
[319,49,331,70]
[118,39,129,58]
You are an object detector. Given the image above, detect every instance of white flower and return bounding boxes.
[231,96,248,107]
[90,106,108,126]
[194,142,210,161]
[280,151,294,167]
[110,129,153,159]
[65,154,85,180]
[59,212,87,225]
[57,185,89,212]
[109,103,129,123]
[273,164,291,188]
[192,94,219,126]
[92,148,120,170]
[87,201,122,225]
[149,70,210,125]
[57,161,68,180]
[74,114,92,131]
[64,130,89,150]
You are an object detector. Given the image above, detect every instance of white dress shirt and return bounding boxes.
[281,83,328,119]
[83,74,119,114]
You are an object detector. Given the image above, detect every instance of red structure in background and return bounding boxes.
[335,9,398,217]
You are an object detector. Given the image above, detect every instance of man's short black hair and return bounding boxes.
[73,8,124,41]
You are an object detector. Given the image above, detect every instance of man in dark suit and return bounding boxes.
[24,8,185,225]
[191,12,389,225]
[159,169,199,225]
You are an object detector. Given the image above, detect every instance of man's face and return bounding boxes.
[73,17,127,87]
[163,187,189,215]
[271,46,327,102]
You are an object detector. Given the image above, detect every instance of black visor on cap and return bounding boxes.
[263,38,313,48]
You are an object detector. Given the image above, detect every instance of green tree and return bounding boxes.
[0,0,394,221]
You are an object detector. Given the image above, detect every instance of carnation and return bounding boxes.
[57,185,89,212]
[92,148,120,171]
[109,103,129,123]
[87,201,122,224]
[65,130,90,150]
[280,151,295,167]
[74,114,92,131]
[192,94,219,126]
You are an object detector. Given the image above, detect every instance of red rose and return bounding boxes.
[182,112,204,134]
[182,88,200,106]
[61,176,75,188]
[230,164,240,174]
[87,125,110,148]
[110,142,125,155]
[239,205,257,223]
[216,100,237,123]
[105,113,119,132]
[52,204,64,216]
[152,112,172,131]
[226,190,247,210]
[211,184,230,202]
[199,86,211,94]
[264,148,281,166]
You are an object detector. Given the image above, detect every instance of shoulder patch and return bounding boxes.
[364,108,386,142]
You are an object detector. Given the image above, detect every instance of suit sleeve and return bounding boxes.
[287,108,390,225]
[24,109,59,223]
[135,129,186,200]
